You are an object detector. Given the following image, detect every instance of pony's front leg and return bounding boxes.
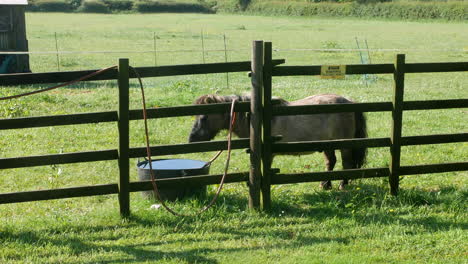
[320,150,336,190]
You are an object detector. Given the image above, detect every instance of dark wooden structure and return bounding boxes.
[0,42,467,217]
[0,0,30,74]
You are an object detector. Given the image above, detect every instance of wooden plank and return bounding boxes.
[1,60,462,86]
[0,68,118,86]
[0,111,117,130]
[402,133,468,146]
[400,162,468,175]
[0,171,250,204]
[117,58,130,217]
[0,60,285,86]
[271,62,467,77]
[0,184,118,204]
[389,54,405,196]
[0,138,256,169]
[272,64,394,76]
[0,149,118,169]
[132,59,284,78]
[403,99,468,110]
[129,172,249,191]
[249,40,263,210]
[129,139,250,158]
[405,62,468,73]
[129,102,251,120]
[0,102,253,130]
[272,137,391,153]
[272,102,392,116]
[262,41,273,211]
[271,168,390,185]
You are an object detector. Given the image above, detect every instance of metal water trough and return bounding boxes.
[137,159,209,201]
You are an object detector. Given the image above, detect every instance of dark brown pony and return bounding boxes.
[189,94,368,190]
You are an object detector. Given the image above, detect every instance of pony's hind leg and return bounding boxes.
[339,149,355,190]
[320,150,336,190]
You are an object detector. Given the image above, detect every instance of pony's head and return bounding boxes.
[188,94,250,142]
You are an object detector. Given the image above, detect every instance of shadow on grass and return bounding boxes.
[1,222,346,263]
[1,193,349,263]
[1,229,219,263]
[268,182,467,231]
[1,183,465,263]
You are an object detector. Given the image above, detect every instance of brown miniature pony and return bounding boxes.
[188,94,367,190]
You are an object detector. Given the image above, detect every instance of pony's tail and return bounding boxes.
[352,112,368,168]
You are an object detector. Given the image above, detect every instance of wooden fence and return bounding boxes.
[0,55,283,216]
[0,40,467,216]
[258,41,468,210]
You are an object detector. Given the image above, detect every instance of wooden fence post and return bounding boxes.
[262,42,273,211]
[118,58,130,217]
[249,41,263,210]
[390,54,405,196]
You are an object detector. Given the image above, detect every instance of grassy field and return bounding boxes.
[0,13,467,263]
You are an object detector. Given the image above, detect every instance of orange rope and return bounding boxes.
[0,66,117,101]
[132,66,237,217]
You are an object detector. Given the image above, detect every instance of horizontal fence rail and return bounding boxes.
[0,184,119,204]
[0,172,250,204]
[271,161,468,185]
[272,62,468,76]
[271,133,468,153]
[273,138,391,153]
[403,99,468,110]
[2,98,466,131]
[272,102,393,115]
[0,60,285,86]
[129,172,250,192]
[0,111,118,130]
[3,160,464,204]
[400,162,468,175]
[272,168,390,185]
[0,139,250,169]
[0,102,251,130]
[0,150,118,169]
[271,99,468,116]
[129,102,251,120]
[401,133,468,146]
[129,139,250,158]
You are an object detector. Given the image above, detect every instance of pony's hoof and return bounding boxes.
[320,181,332,190]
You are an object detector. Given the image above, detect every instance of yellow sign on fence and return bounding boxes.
[320,65,346,79]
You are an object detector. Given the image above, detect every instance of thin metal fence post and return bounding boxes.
[390,54,405,196]
[118,58,130,217]
[153,33,158,66]
[249,40,263,210]
[54,32,60,71]
[223,34,229,89]
[201,29,206,63]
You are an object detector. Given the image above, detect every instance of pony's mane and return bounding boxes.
[273,97,289,106]
[194,94,251,105]
[194,94,289,106]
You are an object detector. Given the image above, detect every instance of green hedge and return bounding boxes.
[102,0,134,11]
[243,1,467,20]
[133,1,214,13]
[78,0,111,13]
[25,0,467,20]
[34,0,73,12]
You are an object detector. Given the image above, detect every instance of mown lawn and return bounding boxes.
[0,13,467,263]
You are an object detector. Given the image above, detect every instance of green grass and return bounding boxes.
[0,13,467,263]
